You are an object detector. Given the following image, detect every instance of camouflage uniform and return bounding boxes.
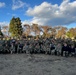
[55,43,62,55]
[23,44,27,53]
[0,44,4,54]
[10,43,15,54]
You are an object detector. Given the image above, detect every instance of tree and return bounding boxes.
[9,17,23,38]
[41,26,49,38]
[48,27,56,38]
[0,26,3,37]
[56,27,67,39]
[66,28,76,39]
[31,23,40,39]
[2,26,9,36]
[23,24,31,39]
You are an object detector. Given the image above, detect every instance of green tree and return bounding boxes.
[66,28,76,39]
[9,17,23,38]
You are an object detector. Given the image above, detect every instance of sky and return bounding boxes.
[0,0,76,29]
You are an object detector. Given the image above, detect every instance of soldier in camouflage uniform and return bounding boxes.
[23,43,27,53]
[10,43,15,54]
[0,44,4,54]
[4,43,10,54]
[46,45,50,54]
[55,43,62,56]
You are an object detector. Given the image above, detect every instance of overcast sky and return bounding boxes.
[0,0,76,28]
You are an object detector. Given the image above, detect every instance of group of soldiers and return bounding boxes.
[0,38,76,57]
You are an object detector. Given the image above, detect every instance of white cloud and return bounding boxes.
[0,22,9,27]
[22,20,31,25]
[26,0,76,26]
[0,22,9,34]
[12,0,26,10]
[0,2,5,8]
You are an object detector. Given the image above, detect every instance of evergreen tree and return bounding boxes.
[9,17,23,38]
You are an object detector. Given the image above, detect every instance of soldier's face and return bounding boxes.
[64,43,67,46]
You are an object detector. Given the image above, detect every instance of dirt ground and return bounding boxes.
[0,54,76,75]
